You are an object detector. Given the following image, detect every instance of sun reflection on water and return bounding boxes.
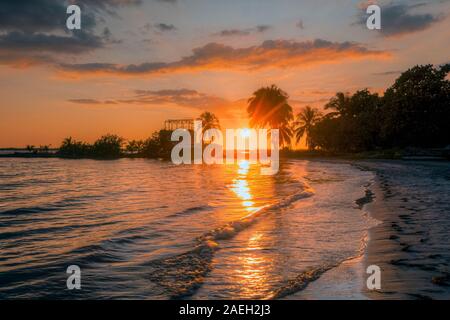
[230,160,256,212]
[226,160,275,298]
[236,232,273,299]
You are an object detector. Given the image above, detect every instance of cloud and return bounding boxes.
[0,31,103,54]
[213,25,272,37]
[0,0,138,66]
[154,23,177,32]
[0,31,103,67]
[296,20,305,29]
[59,39,390,76]
[68,88,232,111]
[68,99,102,104]
[256,25,272,33]
[215,29,251,37]
[357,2,444,37]
[372,70,402,76]
[74,0,142,9]
[67,87,248,127]
[0,0,141,33]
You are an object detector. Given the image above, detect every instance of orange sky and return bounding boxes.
[1,0,449,148]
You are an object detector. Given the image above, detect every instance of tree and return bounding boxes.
[92,134,124,158]
[199,112,221,132]
[294,106,322,150]
[40,145,51,153]
[126,140,144,154]
[381,64,450,148]
[58,137,91,157]
[141,130,176,159]
[324,92,351,118]
[26,145,35,153]
[309,114,342,152]
[247,85,294,147]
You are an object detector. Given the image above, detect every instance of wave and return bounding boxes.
[0,195,101,217]
[166,205,214,218]
[269,264,337,299]
[0,206,59,216]
[270,233,370,299]
[146,188,314,299]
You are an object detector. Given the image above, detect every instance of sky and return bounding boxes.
[0,0,449,148]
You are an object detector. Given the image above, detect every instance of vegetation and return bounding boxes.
[38,64,450,160]
[199,111,221,132]
[248,64,450,153]
[247,85,294,147]
[57,112,221,159]
[294,106,322,150]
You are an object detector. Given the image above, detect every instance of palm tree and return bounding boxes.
[247,85,294,147]
[26,145,35,153]
[294,106,322,150]
[199,112,221,132]
[40,145,51,153]
[325,92,351,117]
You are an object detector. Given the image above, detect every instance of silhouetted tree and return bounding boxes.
[26,145,35,153]
[92,134,124,158]
[126,140,144,154]
[247,85,294,147]
[141,130,176,159]
[294,106,322,150]
[381,64,450,148]
[58,137,91,157]
[309,64,450,152]
[199,112,221,132]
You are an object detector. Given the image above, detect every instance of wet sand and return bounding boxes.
[361,161,450,300]
[289,160,450,300]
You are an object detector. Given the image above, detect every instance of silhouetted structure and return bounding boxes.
[164,119,195,131]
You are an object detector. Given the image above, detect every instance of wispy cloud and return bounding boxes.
[69,88,228,109]
[59,39,390,76]
[357,1,444,37]
[372,70,402,76]
[155,23,177,32]
[0,0,138,66]
[213,25,272,37]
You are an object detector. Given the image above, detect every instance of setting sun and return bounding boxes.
[240,128,252,138]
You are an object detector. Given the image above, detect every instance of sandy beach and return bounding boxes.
[360,161,450,300]
[288,160,450,300]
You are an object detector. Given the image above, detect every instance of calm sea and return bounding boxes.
[0,158,376,299]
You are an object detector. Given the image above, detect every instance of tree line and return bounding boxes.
[248,64,450,152]
[58,64,449,158]
[58,112,220,159]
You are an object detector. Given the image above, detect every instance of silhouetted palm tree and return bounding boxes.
[199,112,221,132]
[40,145,50,153]
[26,145,35,153]
[324,92,351,117]
[247,85,294,147]
[294,106,322,150]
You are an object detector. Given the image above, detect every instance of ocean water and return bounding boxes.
[0,158,376,299]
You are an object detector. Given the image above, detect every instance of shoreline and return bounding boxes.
[1,145,450,162]
[359,160,450,300]
[288,159,450,300]
[285,165,380,300]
